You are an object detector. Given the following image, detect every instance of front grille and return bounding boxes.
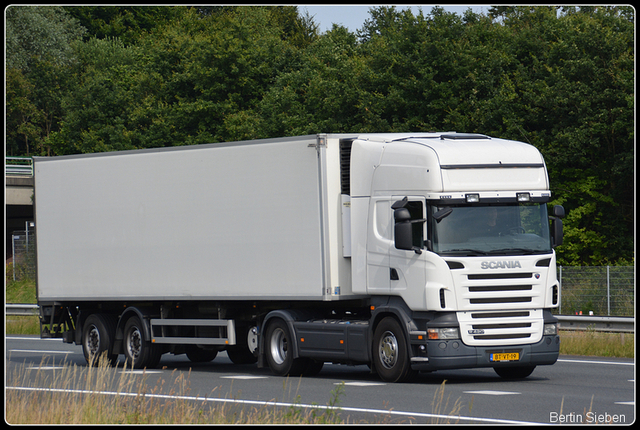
[458,309,543,346]
[458,271,542,310]
[470,297,532,304]
[468,272,532,280]
[468,285,532,292]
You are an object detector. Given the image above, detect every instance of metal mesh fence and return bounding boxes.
[10,229,36,281]
[557,266,635,317]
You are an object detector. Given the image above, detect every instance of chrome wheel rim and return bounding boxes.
[269,327,288,365]
[127,327,142,359]
[86,325,100,356]
[379,331,398,369]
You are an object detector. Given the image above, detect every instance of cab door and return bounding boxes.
[389,196,427,295]
[366,197,393,293]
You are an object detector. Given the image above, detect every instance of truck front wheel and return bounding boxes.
[123,316,161,369]
[373,317,414,382]
[264,319,306,376]
[82,314,118,366]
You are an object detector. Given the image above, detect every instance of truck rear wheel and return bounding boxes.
[123,316,161,369]
[373,317,414,382]
[264,319,306,376]
[82,314,118,366]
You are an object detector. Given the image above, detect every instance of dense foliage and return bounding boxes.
[5,5,634,266]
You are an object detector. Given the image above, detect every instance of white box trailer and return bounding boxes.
[34,133,565,382]
[35,134,349,302]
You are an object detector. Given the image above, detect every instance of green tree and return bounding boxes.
[6,6,85,155]
[63,6,186,45]
[485,6,634,265]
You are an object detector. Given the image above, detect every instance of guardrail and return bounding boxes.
[6,156,34,176]
[6,304,635,333]
[6,304,39,316]
[556,315,635,333]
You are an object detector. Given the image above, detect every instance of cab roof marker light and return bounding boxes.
[465,193,480,203]
[517,192,531,202]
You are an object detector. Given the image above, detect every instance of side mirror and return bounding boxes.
[393,207,425,254]
[551,218,563,247]
[550,205,565,247]
[394,208,414,251]
[552,205,565,219]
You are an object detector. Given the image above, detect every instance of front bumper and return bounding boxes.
[411,334,560,371]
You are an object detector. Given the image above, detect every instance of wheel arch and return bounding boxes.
[257,309,316,367]
[113,306,155,355]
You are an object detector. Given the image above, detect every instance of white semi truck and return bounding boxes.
[34,133,564,382]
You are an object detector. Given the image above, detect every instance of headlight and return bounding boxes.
[544,323,558,336]
[427,327,460,340]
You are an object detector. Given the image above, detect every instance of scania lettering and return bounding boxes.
[481,261,523,269]
[34,133,564,382]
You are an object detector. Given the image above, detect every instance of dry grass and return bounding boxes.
[5,355,349,424]
[559,330,634,359]
[6,354,467,424]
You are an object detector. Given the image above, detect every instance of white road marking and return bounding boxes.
[557,358,633,366]
[26,366,65,370]
[614,401,634,406]
[464,390,521,396]
[9,349,75,355]
[120,370,164,375]
[7,336,61,341]
[220,375,269,380]
[337,382,386,387]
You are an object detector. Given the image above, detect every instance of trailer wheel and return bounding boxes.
[494,365,536,379]
[372,317,414,382]
[264,319,305,376]
[82,314,118,366]
[227,325,258,365]
[123,316,161,369]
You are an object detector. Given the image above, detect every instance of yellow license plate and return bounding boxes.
[490,352,520,362]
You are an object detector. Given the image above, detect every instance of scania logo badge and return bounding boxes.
[535,273,541,279]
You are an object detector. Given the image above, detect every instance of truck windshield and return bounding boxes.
[429,203,552,256]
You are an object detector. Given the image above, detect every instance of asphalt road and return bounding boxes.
[6,335,635,424]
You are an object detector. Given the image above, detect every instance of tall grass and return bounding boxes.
[6,354,467,424]
[5,354,349,424]
[559,330,634,358]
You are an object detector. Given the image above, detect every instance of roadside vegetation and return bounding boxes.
[6,355,463,424]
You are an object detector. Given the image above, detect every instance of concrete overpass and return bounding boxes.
[6,157,34,262]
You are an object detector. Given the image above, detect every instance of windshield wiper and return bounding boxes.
[442,248,489,256]
[487,248,546,255]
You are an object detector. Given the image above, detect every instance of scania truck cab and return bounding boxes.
[346,133,563,380]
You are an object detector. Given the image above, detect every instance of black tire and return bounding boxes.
[186,345,218,362]
[82,314,118,366]
[264,319,306,376]
[372,317,415,382]
[494,365,536,379]
[123,316,161,369]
